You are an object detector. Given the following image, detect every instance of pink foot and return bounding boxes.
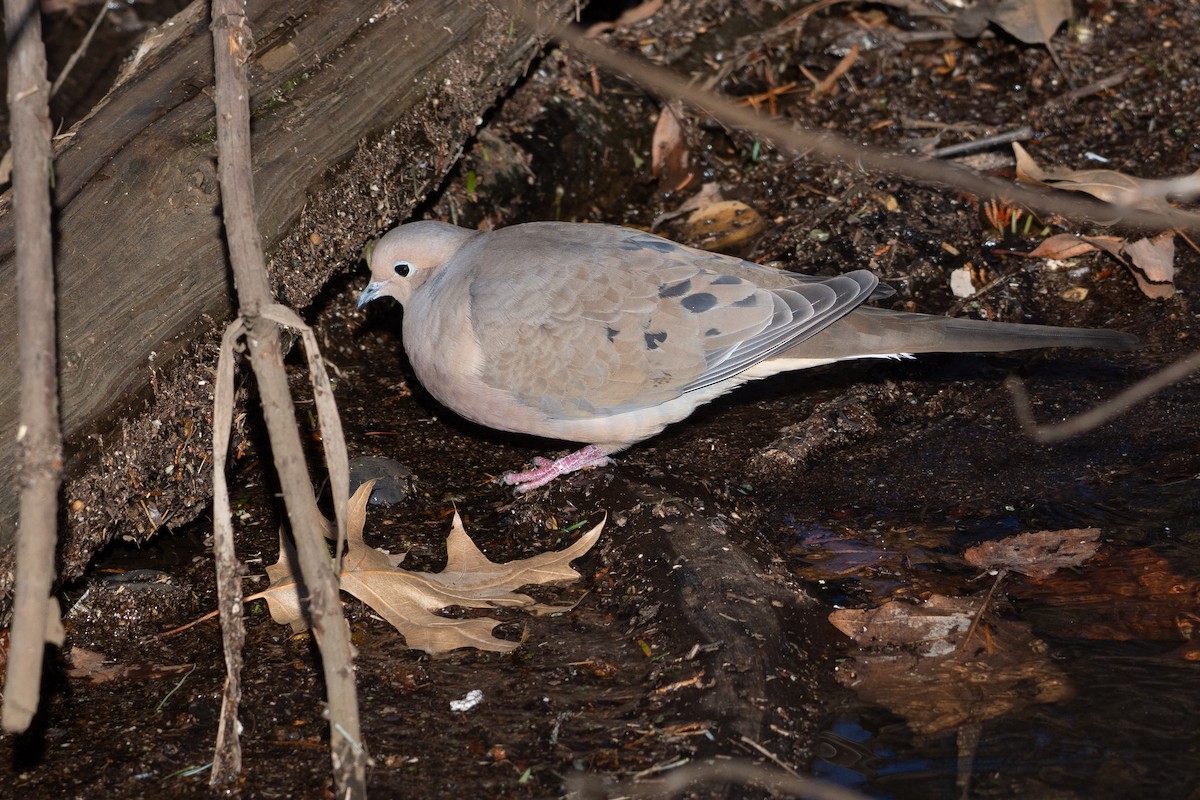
[501,445,614,493]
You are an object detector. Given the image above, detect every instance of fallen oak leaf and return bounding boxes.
[253,482,605,655]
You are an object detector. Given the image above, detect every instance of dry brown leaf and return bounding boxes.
[66,647,193,685]
[253,483,604,655]
[831,595,1073,735]
[965,528,1101,579]
[830,596,977,656]
[651,104,687,179]
[1124,231,1176,299]
[1025,232,1110,259]
[650,102,697,192]
[1014,143,1200,219]
[989,0,1071,46]
[651,182,723,230]
[1021,230,1177,299]
[65,647,128,683]
[1079,234,1128,258]
[952,0,1070,44]
[683,200,766,251]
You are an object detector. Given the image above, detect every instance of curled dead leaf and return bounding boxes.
[1020,230,1177,300]
[989,0,1072,46]
[1014,143,1200,221]
[651,103,688,184]
[1124,232,1176,299]
[1026,232,1111,260]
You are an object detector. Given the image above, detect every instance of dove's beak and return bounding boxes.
[357,281,386,309]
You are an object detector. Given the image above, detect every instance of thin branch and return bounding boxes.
[958,572,1004,655]
[566,757,873,799]
[2,0,65,734]
[209,318,247,781]
[931,127,1035,159]
[1007,350,1200,444]
[209,1,364,795]
[49,1,109,98]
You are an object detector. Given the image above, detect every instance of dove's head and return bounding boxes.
[357,221,476,308]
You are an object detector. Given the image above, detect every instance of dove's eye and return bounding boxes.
[393,262,412,278]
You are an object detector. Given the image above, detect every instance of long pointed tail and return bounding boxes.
[786,306,1139,361]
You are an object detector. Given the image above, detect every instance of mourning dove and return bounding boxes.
[357,220,1138,492]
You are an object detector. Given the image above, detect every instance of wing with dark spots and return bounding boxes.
[680,272,878,392]
[460,222,877,418]
[658,278,693,298]
[682,292,718,312]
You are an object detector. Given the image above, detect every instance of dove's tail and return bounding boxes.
[780,306,1139,362]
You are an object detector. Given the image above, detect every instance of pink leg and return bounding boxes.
[501,445,614,493]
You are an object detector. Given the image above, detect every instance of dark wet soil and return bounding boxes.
[5,1,1200,798]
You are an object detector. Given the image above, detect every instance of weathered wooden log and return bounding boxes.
[0,0,574,618]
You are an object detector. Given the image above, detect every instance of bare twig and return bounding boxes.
[738,735,805,780]
[1041,66,1140,108]
[49,1,109,98]
[1007,350,1200,443]
[209,319,246,781]
[931,127,1035,159]
[2,0,65,734]
[958,572,1004,655]
[209,1,363,795]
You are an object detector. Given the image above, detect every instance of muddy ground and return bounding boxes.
[4,1,1200,798]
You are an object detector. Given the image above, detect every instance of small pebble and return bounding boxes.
[349,456,414,504]
[949,267,975,298]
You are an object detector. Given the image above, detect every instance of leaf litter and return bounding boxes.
[1025,229,1177,299]
[830,595,1074,736]
[1012,142,1195,299]
[828,529,1107,735]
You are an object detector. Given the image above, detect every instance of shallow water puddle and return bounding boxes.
[779,486,1200,798]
